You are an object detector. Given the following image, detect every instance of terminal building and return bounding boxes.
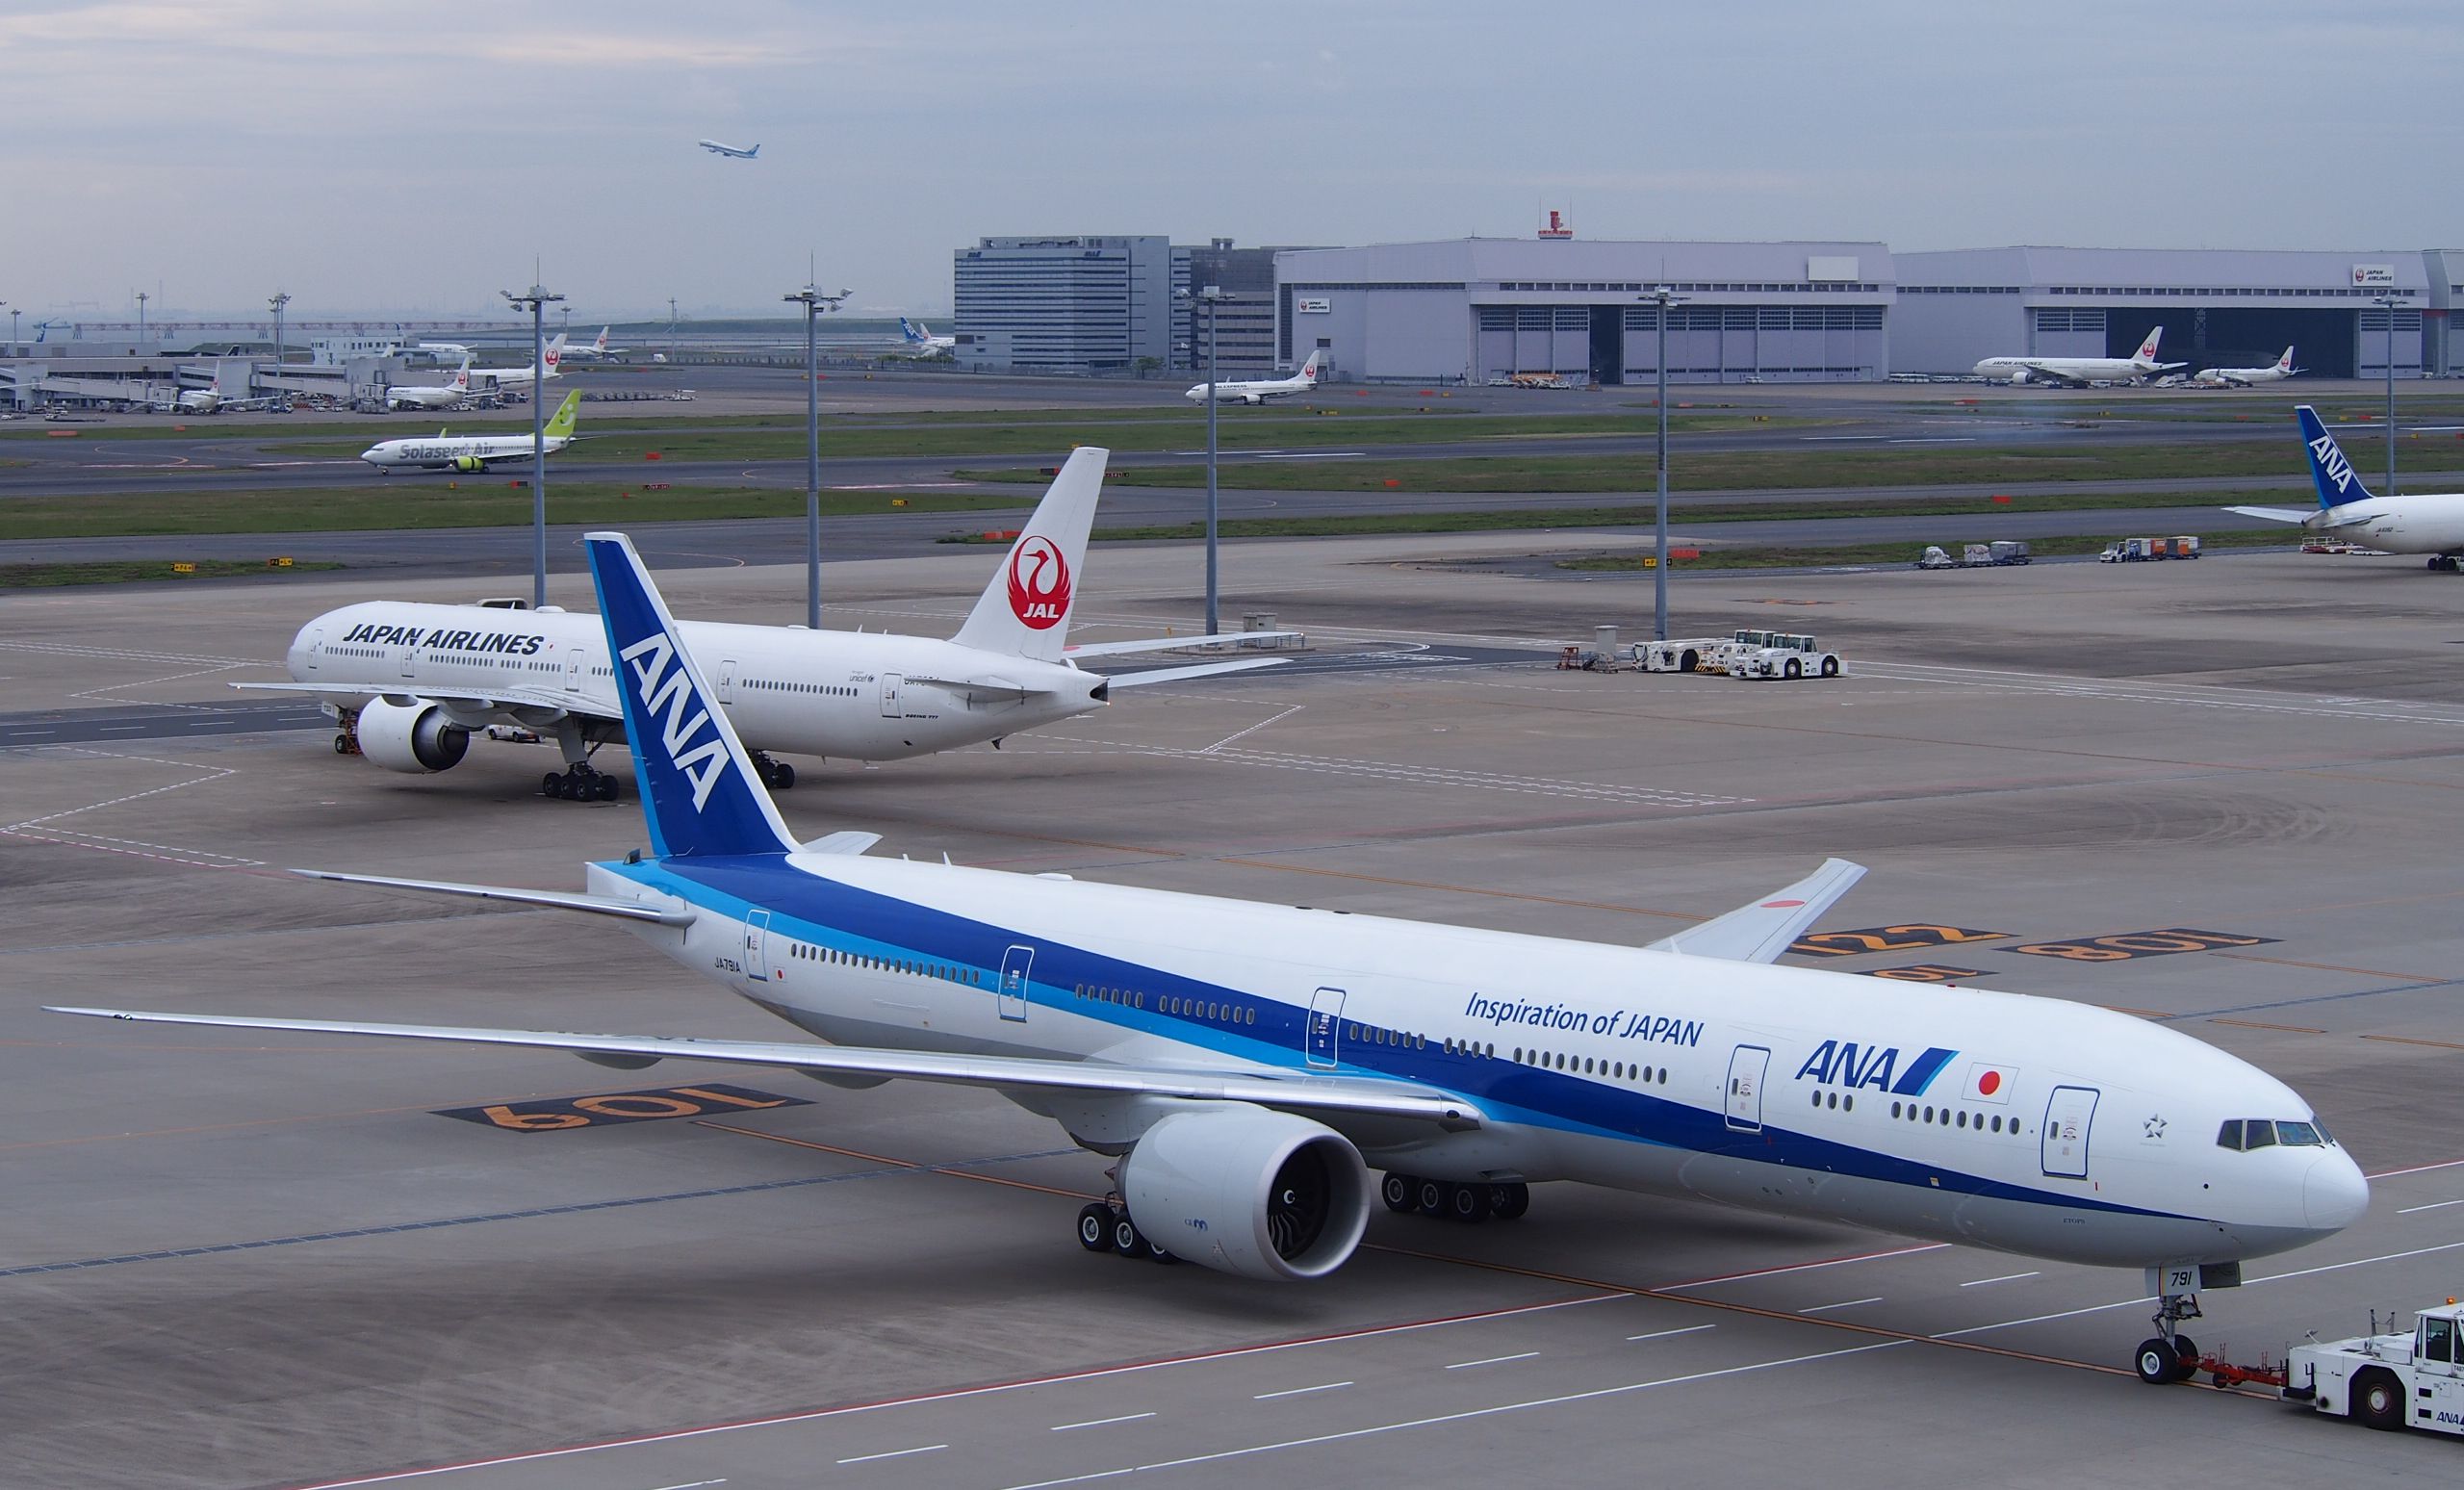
[1270,238,1894,386]
[952,236,1173,372]
[1892,247,2435,379]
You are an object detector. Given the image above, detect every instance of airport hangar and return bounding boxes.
[1267,238,2460,385]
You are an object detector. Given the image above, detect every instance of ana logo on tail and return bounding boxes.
[1007,535,1072,629]
[618,632,730,810]
[2311,431,2359,499]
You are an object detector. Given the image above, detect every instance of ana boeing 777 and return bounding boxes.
[242,449,1289,798]
[699,139,758,159]
[68,524,2368,1388]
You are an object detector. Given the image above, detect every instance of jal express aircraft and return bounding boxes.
[1973,326,2185,387]
[73,528,2369,1388]
[244,450,1284,799]
[1185,350,1322,404]
[383,357,475,412]
[2226,404,2464,570]
[2193,347,2298,387]
[358,387,582,473]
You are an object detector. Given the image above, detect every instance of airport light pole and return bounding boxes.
[783,285,851,629]
[1642,287,1686,641]
[1184,285,1227,635]
[135,291,147,349]
[268,291,289,394]
[2374,293,2404,497]
[503,283,564,609]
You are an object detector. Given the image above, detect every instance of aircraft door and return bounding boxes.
[881,673,904,718]
[305,629,322,672]
[716,658,738,704]
[1306,987,1346,1067]
[398,643,418,678]
[564,645,586,692]
[743,908,773,984]
[996,944,1034,1021]
[2041,1085,2098,1178]
[1725,1045,1771,1133]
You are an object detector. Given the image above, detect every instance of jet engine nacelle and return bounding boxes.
[356,698,472,774]
[452,455,486,473]
[2007,368,2032,385]
[1242,394,1265,405]
[1116,1105,1371,1281]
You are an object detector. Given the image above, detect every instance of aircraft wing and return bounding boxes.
[2221,505,2313,525]
[46,1006,1486,1130]
[1066,630,1302,657]
[1646,858,1867,963]
[230,680,616,719]
[1099,656,1290,688]
[290,869,695,925]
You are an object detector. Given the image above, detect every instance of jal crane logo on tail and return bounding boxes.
[1008,535,1072,629]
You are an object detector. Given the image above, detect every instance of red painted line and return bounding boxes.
[280,1292,1621,1488]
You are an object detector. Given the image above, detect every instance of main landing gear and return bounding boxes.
[2133,1287,2205,1385]
[1077,1193,1176,1265]
[752,751,797,790]
[542,763,620,802]
[1379,1171,1530,1224]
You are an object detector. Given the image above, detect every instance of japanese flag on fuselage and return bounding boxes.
[1963,1062,2015,1104]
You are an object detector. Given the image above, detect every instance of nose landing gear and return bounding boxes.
[2134,1285,2205,1384]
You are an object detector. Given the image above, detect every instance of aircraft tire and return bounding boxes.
[2169,1335,2200,1381]
[1489,1183,1530,1220]
[334,734,351,755]
[1077,1203,1112,1252]
[1447,1183,1489,1223]
[774,762,795,789]
[1381,1172,1417,1212]
[595,775,619,802]
[2133,1339,2178,1385]
[1416,1178,1448,1217]
[542,772,564,797]
[1112,1215,1146,1258]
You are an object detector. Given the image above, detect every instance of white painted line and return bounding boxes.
[1665,1242,1946,1290]
[1800,1297,1884,1315]
[997,1341,1910,1489]
[15,730,54,737]
[2399,1199,2464,1215]
[1052,1413,1155,1432]
[1939,1238,2464,1341]
[647,1480,729,1490]
[1960,1272,2040,1288]
[1627,1324,1716,1343]
[836,1445,947,1465]
[1445,1351,1539,1370]
[2370,1155,2464,1179]
[1253,1381,1351,1400]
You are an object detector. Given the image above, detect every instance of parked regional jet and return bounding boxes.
[156,390,287,415]
[384,358,475,411]
[560,327,624,362]
[62,526,2367,1388]
[2194,347,2298,388]
[243,449,1286,799]
[1973,327,2184,387]
[414,341,475,363]
[2225,404,2464,569]
[699,139,759,159]
[358,388,582,474]
[893,318,955,357]
[464,333,566,394]
[1185,350,1323,405]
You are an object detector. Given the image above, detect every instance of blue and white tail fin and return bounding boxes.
[2295,405,2376,509]
[900,317,928,345]
[950,447,1109,663]
[584,532,797,860]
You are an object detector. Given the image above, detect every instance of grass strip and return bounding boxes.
[1,558,346,587]
[1554,530,2297,571]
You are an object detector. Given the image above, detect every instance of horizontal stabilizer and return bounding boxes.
[1647,858,1866,963]
[800,831,882,856]
[1100,656,1291,688]
[46,1007,1486,1129]
[290,868,695,926]
[2221,505,2313,524]
[1066,630,1303,657]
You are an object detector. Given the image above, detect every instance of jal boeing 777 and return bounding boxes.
[242,449,1288,799]
[69,524,2367,1388]
[2226,404,2464,569]
[1974,327,2185,387]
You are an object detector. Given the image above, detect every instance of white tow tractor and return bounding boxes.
[2284,1300,2464,1434]
[1727,629,1842,681]
[1635,635,1732,674]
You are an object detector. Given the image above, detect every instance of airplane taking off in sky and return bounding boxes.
[2226,404,2464,569]
[699,139,758,159]
[62,526,2368,1386]
[1185,349,1323,404]
[358,388,582,474]
[1973,327,2185,387]
[893,318,955,357]
[463,333,566,394]
[383,357,474,411]
[240,449,1288,799]
[2194,347,2299,387]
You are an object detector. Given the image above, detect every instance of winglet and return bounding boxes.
[1648,859,1868,964]
[583,531,797,859]
[949,447,1109,662]
[2295,405,2374,508]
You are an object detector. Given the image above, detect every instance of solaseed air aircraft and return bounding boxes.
[69,526,2368,1387]
[2226,405,2464,570]
[242,449,1287,799]
[357,387,583,474]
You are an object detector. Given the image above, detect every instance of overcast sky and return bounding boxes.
[5,1,2456,323]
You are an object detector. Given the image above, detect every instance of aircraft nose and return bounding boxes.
[2303,1150,2370,1232]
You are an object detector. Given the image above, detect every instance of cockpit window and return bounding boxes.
[2218,1118,2330,1151]
[2242,1120,2276,1150]
[2274,1121,2324,1147]
[2216,1119,2243,1150]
